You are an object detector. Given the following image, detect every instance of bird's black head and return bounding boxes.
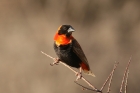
[58,25,75,37]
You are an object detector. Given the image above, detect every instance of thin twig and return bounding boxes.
[41,51,101,92]
[74,81,97,91]
[41,51,78,73]
[81,76,100,92]
[124,70,129,93]
[120,56,132,93]
[107,72,113,93]
[107,62,119,93]
[100,62,119,92]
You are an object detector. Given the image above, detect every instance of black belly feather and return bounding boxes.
[54,42,81,68]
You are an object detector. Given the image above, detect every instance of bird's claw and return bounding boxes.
[50,58,60,66]
[75,72,82,81]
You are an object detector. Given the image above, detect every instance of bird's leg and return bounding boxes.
[75,67,82,81]
[50,58,60,66]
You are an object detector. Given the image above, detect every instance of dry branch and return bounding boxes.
[41,51,131,93]
[100,62,119,92]
[120,56,132,93]
[125,70,129,93]
[107,62,119,93]
[41,51,101,92]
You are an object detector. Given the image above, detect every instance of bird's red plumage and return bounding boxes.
[80,62,90,71]
[54,33,72,46]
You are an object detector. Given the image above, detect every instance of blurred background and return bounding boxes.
[0,0,140,93]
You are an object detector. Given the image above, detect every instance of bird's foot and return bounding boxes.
[75,72,82,81]
[50,58,60,66]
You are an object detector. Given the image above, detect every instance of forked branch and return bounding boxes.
[100,62,119,92]
[41,51,101,92]
[120,56,132,93]
[41,51,131,93]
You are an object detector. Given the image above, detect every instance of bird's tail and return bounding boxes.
[83,70,96,77]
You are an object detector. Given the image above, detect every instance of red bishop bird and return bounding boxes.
[53,25,95,79]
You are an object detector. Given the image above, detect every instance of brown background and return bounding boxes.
[0,0,140,93]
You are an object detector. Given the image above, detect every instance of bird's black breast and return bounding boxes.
[54,42,81,68]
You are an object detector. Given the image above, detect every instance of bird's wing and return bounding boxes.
[72,38,90,70]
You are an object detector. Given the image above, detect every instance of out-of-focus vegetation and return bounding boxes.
[0,0,140,93]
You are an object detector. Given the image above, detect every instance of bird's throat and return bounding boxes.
[54,34,72,46]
